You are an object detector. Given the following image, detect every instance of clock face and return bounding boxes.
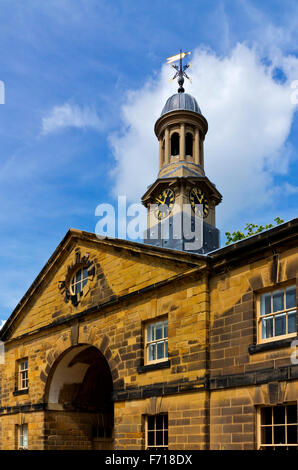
[189,187,209,218]
[154,188,175,220]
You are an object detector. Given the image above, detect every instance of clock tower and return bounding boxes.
[142,52,222,254]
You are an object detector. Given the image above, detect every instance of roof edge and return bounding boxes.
[208,218,298,263]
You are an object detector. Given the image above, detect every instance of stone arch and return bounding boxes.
[41,333,123,394]
[43,343,116,450]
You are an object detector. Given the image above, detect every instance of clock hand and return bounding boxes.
[155,197,164,205]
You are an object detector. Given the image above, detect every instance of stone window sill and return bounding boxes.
[13,388,29,396]
[249,336,297,354]
[137,360,170,374]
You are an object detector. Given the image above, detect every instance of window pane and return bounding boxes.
[261,293,271,316]
[288,311,296,334]
[148,344,156,362]
[155,323,163,340]
[147,325,153,342]
[157,341,164,360]
[82,267,88,280]
[19,429,23,448]
[273,290,284,312]
[287,425,297,444]
[287,405,297,424]
[23,426,28,448]
[75,270,81,282]
[261,426,272,444]
[148,431,154,446]
[164,430,168,445]
[164,322,168,338]
[286,286,296,309]
[261,408,272,425]
[156,431,163,445]
[165,340,168,358]
[82,278,88,288]
[156,415,163,430]
[147,416,155,431]
[274,406,285,424]
[262,317,273,339]
[275,313,286,337]
[75,283,81,294]
[274,426,285,444]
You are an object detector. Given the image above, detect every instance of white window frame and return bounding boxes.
[18,358,28,390]
[70,267,89,295]
[257,284,296,343]
[145,319,168,365]
[145,414,168,450]
[257,404,298,449]
[18,423,28,450]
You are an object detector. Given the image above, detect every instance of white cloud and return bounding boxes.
[284,183,298,195]
[42,103,103,135]
[0,320,6,330]
[108,43,298,226]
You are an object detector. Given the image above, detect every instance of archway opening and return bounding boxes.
[171,132,180,156]
[45,345,114,450]
[185,132,193,157]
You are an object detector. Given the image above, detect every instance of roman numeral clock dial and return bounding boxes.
[189,187,209,218]
[154,188,175,220]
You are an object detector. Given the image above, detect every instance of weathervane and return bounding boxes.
[167,50,192,93]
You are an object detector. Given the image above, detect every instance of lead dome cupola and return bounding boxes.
[161,93,201,117]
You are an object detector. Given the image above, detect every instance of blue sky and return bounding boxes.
[0,0,298,322]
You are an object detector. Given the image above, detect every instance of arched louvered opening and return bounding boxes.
[171,132,180,157]
[185,132,193,157]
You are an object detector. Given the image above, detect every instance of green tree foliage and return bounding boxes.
[225,217,284,246]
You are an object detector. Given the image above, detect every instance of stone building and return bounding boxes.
[0,77,297,450]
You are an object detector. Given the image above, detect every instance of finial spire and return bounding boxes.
[166,50,192,93]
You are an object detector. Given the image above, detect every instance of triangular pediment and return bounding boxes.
[1,229,206,341]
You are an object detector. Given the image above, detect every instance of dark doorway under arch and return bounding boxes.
[45,345,114,450]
